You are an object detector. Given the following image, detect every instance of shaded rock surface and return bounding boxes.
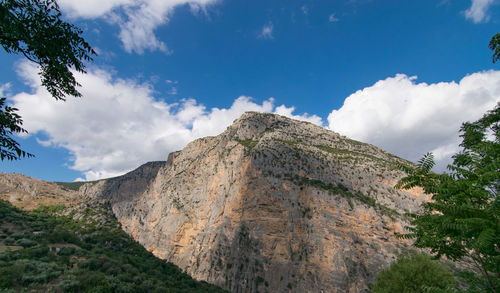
[81,112,429,293]
[79,161,165,202]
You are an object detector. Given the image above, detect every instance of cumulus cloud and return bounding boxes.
[258,22,274,39]
[11,64,500,179]
[464,0,495,23]
[10,62,321,181]
[328,72,500,172]
[274,105,323,125]
[57,0,218,54]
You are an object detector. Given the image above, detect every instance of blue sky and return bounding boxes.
[1,0,499,182]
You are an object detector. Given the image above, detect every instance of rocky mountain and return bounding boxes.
[0,112,430,292]
[78,112,429,293]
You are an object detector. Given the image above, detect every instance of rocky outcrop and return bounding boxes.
[0,173,78,210]
[79,161,165,202]
[86,112,429,293]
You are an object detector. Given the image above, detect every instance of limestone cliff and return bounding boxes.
[82,112,429,293]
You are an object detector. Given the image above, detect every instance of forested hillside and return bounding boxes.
[0,200,226,292]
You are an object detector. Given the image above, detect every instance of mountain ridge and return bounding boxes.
[82,111,429,292]
[1,111,430,292]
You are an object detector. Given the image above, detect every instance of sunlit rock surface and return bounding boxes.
[82,112,429,293]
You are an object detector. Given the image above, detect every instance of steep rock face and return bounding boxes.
[86,112,429,293]
[80,161,165,202]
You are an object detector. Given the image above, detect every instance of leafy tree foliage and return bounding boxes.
[0,0,96,160]
[397,103,500,293]
[0,98,32,160]
[0,0,96,100]
[371,253,456,293]
[490,33,500,63]
[0,200,227,292]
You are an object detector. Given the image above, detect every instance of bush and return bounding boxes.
[10,233,24,240]
[371,253,456,293]
[78,257,104,270]
[26,245,50,258]
[47,230,79,244]
[77,271,110,292]
[0,267,13,288]
[15,259,62,285]
[3,238,14,245]
[58,247,76,256]
[59,277,81,292]
[16,238,37,248]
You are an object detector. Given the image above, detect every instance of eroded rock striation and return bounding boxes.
[81,112,428,293]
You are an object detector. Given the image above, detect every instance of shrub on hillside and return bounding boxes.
[16,239,36,248]
[371,253,456,293]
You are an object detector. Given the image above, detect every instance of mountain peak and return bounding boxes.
[2,114,428,292]
[80,113,426,292]
[232,111,314,130]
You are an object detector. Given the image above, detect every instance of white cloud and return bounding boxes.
[57,0,218,54]
[0,83,11,96]
[11,65,500,179]
[10,62,321,181]
[274,105,323,125]
[328,72,500,172]
[328,13,339,22]
[464,0,495,23]
[258,22,274,39]
[58,0,134,18]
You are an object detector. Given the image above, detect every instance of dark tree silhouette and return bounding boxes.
[0,0,96,160]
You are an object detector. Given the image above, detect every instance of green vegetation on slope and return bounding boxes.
[0,200,226,292]
[55,177,117,191]
[234,137,258,150]
[371,253,456,293]
[284,173,400,219]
